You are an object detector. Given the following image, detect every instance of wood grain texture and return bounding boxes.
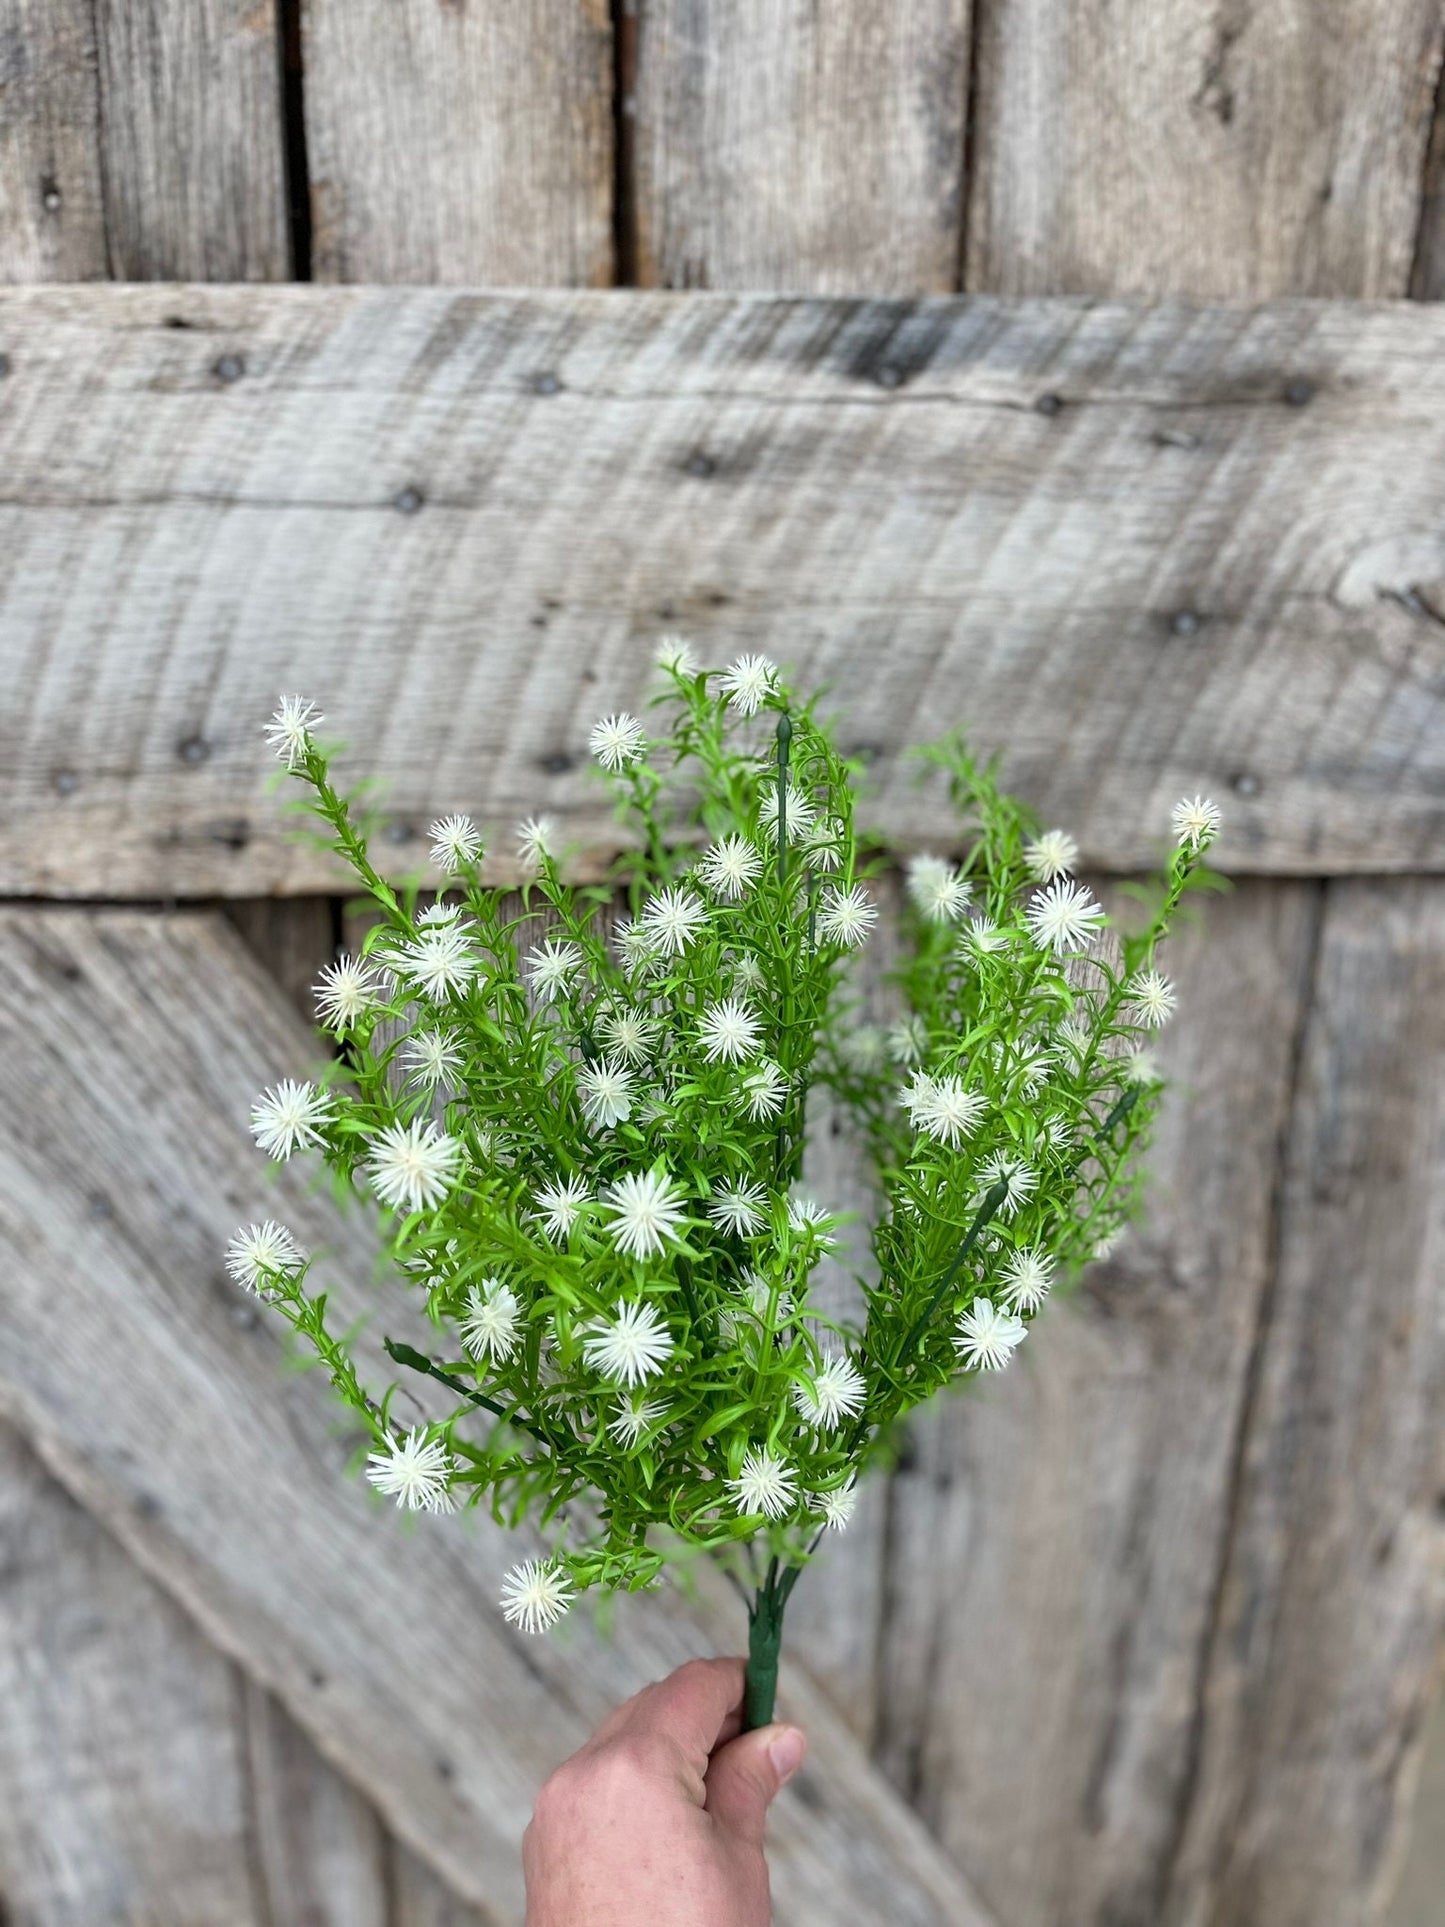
[0,0,108,280]
[2,286,1444,894]
[391,1847,489,1927]
[0,905,995,1927]
[632,0,970,292]
[302,0,613,285]
[964,0,1445,297]
[245,1683,392,1927]
[0,1418,262,1924]
[224,896,338,1024]
[1162,879,1445,1927]
[91,0,289,280]
[876,882,1325,1925]
[1410,59,1445,299]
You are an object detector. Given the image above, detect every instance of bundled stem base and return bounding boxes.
[744,1560,800,1729]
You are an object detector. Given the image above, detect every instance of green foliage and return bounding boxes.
[233,664,1218,1625]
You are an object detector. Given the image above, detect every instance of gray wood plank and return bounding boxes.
[1410,62,1445,299]
[1387,1684,1445,1926]
[632,0,970,292]
[91,0,290,280]
[0,905,995,1927]
[0,1417,263,1924]
[1162,879,1445,1926]
[965,0,1444,297]
[0,0,108,280]
[245,1683,392,1927]
[876,881,1325,1925]
[391,1847,488,1927]
[1,287,1443,892]
[302,0,613,285]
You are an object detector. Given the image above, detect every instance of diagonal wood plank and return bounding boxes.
[302,0,614,285]
[1,288,1443,891]
[877,881,1324,1925]
[631,0,971,293]
[964,0,1444,298]
[0,1417,263,1923]
[0,905,994,1927]
[1161,879,1445,1926]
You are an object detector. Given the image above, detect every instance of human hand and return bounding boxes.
[524,1656,807,1926]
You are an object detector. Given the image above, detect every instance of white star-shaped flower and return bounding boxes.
[641,886,709,958]
[314,953,381,1031]
[607,1395,668,1447]
[599,1006,655,1065]
[655,634,697,677]
[533,1174,591,1243]
[887,1016,929,1066]
[698,833,763,901]
[500,1559,573,1634]
[582,1299,675,1386]
[527,939,582,1002]
[906,854,973,923]
[706,1180,768,1237]
[1171,795,1222,851]
[954,1297,1027,1372]
[792,1354,866,1429]
[225,1220,305,1293]
[367,1119,463,1212]
[264,694,322,770]
[757,780,816,847]
[817,883,877,948]
[1127,968,1177,1029]
[974,1153,1039,1220]
[813,1476,859,1532]
[900,1072,986,1149]
[699,997,762,1065]
[399,921,479,1002]
[998,1246,1054,1312]
[577,1056,635,1130]
[250,1079,332,1161]
[719,653,778,717]
[603,1169,687,1260]
[727,1447,797,1520]
[366,1427,456,1512]
[1022,829,1078,883]
[403,1027,465,1090]
[589,712,646,773]
[429,814,482,871]
[516,815,558,873]
[787,1196,837,1250]
[460,1279,522,1363]
[740,1059,787,1121]
[1026,878,1106,955]
[958,916,1011,963]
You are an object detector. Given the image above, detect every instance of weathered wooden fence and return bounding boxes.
[1,5,1443,1926]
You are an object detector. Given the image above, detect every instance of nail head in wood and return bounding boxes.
[212,353,245,384]
[392,486,425,514]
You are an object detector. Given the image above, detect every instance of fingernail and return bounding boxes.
[769,1726,806,1785]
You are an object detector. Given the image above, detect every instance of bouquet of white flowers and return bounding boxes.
[228,645,1220,1726]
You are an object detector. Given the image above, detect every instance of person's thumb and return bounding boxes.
[704,1723,807,1846]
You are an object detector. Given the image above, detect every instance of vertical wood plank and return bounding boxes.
[92,0,290,279]
[876,882,1321,1925]
[1163,879,1445,1927]
[0,1419,263,1923]
[301,0,614,285]
[245,1683,393,1927]
[224,897,338,1025]
[1409,65,1445,298]
[0,0,108,281]
[965,0,1444,297]
[632,0,971,291]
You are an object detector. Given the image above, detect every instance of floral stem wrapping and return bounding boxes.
[230,662,1223,1704]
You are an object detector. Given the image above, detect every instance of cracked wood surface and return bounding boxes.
[965,0,1444,299]
[0,904,994,1927]
[3,286,1445,893]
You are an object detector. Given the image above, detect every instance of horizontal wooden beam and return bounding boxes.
[0,905,993,1927]
[1,286,1442,891]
